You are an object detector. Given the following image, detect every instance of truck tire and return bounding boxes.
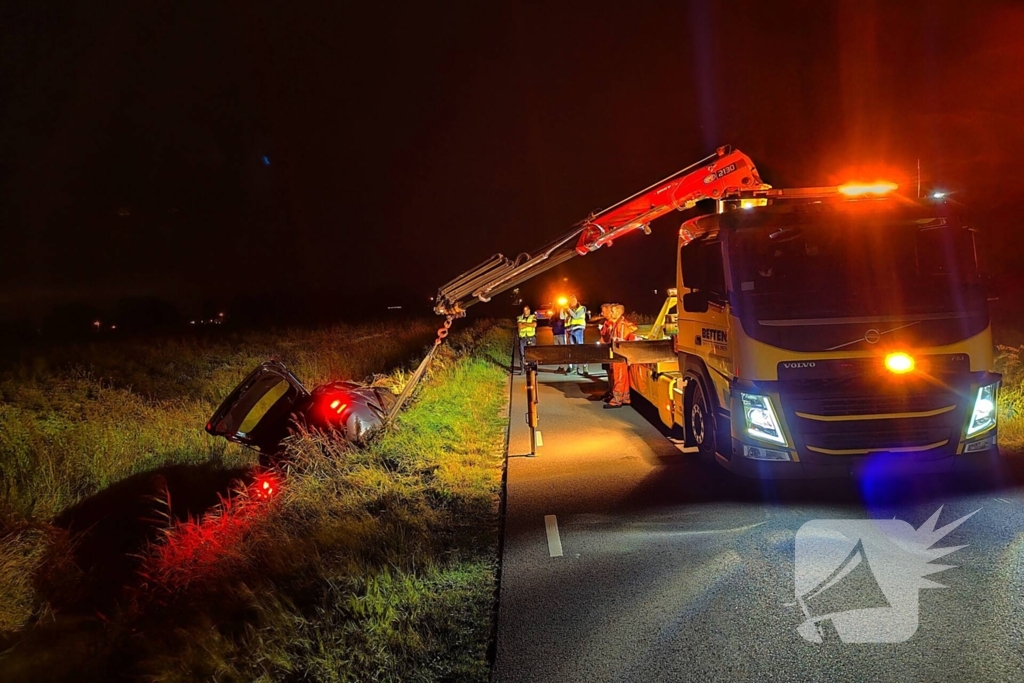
[687,378,717,463]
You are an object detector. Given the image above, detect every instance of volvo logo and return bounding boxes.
[864,328,882,344]
[782,362,817,369]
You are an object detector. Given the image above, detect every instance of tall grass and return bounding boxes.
[995,344,1024,448]
[0,321,438,521]
[0,320,511,682]
[0,320,439,636]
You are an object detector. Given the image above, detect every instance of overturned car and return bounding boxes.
[206,361,396,457]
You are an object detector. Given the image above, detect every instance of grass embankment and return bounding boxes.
[0,321,437,522]
[994,344,1024,450]
[0,320,512,681]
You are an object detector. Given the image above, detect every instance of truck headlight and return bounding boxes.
[966,383,998,437]
[741,393,788,446]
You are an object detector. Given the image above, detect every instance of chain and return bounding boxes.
[385,315,455,424]
[435,315,453,345]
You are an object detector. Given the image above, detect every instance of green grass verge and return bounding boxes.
[0,320,511,682]
[0,321,438,522]
[994,344,1024,450]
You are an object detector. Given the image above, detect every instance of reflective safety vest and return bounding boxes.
[517,314,537,338]
[565,305,587,329]
[610,318,638,342]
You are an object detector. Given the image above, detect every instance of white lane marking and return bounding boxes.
[544,515,563,557]
[994,497,1012,504]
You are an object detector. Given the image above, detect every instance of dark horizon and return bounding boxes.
[3,1,1023,325]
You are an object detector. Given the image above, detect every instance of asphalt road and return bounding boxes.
[493,361,1024,682]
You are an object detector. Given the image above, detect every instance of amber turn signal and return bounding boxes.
[885,352,915,374]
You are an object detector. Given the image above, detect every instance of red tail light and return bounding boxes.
[252,472,281,501]
[317,391,351,425]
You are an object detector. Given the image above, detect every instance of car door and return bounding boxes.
[206,361,310,452]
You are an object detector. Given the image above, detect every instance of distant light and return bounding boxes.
[387,305,402,310]
[190,320,196,325]
[93,320,101,327]
[218,312,225,317]
[261,156,270,166]
[838,181,898,196]
[932,191,946,199]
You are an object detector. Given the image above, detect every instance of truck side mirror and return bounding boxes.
[682,291,709,313]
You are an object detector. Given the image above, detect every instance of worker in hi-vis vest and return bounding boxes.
[560,294,589,375]
[516,305,538,375]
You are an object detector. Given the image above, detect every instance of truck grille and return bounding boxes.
[797,419,951,454]
[784,384,967,456]
[788,390,959,418]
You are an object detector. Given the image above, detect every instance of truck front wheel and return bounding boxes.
[687,379,716,462]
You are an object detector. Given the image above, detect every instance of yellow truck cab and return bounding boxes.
[632,186,1000,478]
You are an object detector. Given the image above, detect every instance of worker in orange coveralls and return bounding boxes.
[604,304,638,409]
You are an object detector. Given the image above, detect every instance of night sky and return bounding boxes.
[2,1,1023,323]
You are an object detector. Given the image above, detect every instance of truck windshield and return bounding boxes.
[731,218,984,321]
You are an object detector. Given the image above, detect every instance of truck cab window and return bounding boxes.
[682,241,726,296]
[703,241,727,303]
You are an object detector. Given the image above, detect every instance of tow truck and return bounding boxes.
[433,146,1001,478]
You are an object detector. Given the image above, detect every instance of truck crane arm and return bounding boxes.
[433,145,767,317]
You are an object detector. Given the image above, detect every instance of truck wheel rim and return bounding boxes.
[692,402,706,445]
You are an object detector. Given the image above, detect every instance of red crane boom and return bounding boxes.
[573,146,766,254]
[433,146,767,317]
